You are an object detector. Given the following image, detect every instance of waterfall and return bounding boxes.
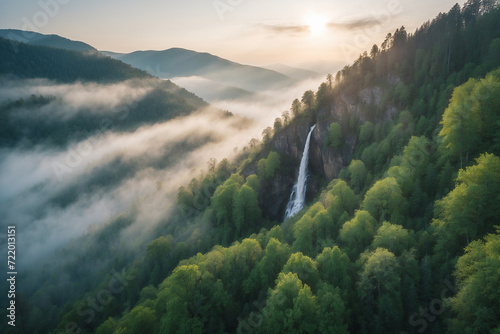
[284,124,316,220]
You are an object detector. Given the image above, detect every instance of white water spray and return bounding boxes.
[284,124,316,220]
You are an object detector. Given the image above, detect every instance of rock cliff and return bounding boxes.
[253,84,397,221]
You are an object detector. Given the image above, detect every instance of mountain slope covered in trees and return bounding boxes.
[0,29,97,52]
[0,35,251,334]
[0,36,150,83]
[104,48,295,91]
[3,1,500,333]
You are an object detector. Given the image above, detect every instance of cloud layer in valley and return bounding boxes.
[0,76,323,268]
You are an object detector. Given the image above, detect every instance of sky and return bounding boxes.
[0,0,465,66]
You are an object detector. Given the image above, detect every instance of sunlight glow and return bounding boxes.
[305,13,327,36]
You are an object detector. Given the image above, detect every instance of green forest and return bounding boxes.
[3,0,500,333]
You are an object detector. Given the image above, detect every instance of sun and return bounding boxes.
[305,13,327,36]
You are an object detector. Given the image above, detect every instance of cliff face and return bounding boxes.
[263,121,313,221]
[257,85,396,221]
[261,119,355,221]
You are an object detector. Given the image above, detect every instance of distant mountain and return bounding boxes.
[0,36,150,83]
[103,48,294,92]
[0,29,97,52]
[295,60,348,76]
[170,76,255,102]
[0,37,209,148]
[265,63,320,81]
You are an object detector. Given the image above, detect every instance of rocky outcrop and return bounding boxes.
[254,84,399,221]
[259,118,356,221]
[310,121,346,181]
[262,121,314,221]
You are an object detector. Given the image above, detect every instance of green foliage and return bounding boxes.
[291,98,301,118]
[301,90,315,113]
[357,248,403,333]
[145,236,173,263]
[260,272,318,334]
[439,69,500,166]
[156,264,232,333]
[244,174,261,193]
[96,317,117,334]
[257,238,291,289]
[339,210,376,259]
[347,159,369,192]
[27,3,500,334]
[327,180,359,218]
[401,136,433,178]
[292,214,316,256]
[233,185,261,238]
[317,282,349,334]
[116,306,156,334]
[0,36,151,83]
[361,177,406,224]
[212,176,240,226]
[316,82,331,107]
[257,158,267,180]
[439,78,482,166]
[359,121,375,144]
[257,151,281,181]
[372,222,412,256]
[316,246,351,290]
[265,151,281,178]
[282,252,319,290]
[328,122,343,148]
[448,231,500,333]
[433,153,500,254]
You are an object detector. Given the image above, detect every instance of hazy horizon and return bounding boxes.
[0,0,465,67]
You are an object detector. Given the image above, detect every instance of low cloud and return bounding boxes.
[260,23,310,36]
[0,75,324,268]
[211,76,324,126]
[0,78,151,120]
[328,16,386,30]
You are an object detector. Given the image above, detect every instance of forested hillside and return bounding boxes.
[105,48,294,91]
[0,37,150,83]
[0,29,97,52]
[0,35,242,334]
[4,1,500,333]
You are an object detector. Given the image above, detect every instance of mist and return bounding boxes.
[0,78,152,120]
[171,75,325,124]
[0,75,324,269]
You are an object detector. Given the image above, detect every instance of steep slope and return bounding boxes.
[0,32,249,334]
[0,29,97,52]
[0,36,151,83]
[6,2,500,334]
[0,36,209,147]
[104,48,294,92]
[44,3,500,334]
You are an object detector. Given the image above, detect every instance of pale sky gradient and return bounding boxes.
[0,0,465,66]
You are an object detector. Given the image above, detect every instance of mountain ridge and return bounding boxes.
[0,29,97,52]
[104,47,296,92]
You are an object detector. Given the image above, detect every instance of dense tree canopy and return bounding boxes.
[11,2,500,334]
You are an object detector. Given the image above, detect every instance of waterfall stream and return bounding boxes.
[284,124,316,220]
